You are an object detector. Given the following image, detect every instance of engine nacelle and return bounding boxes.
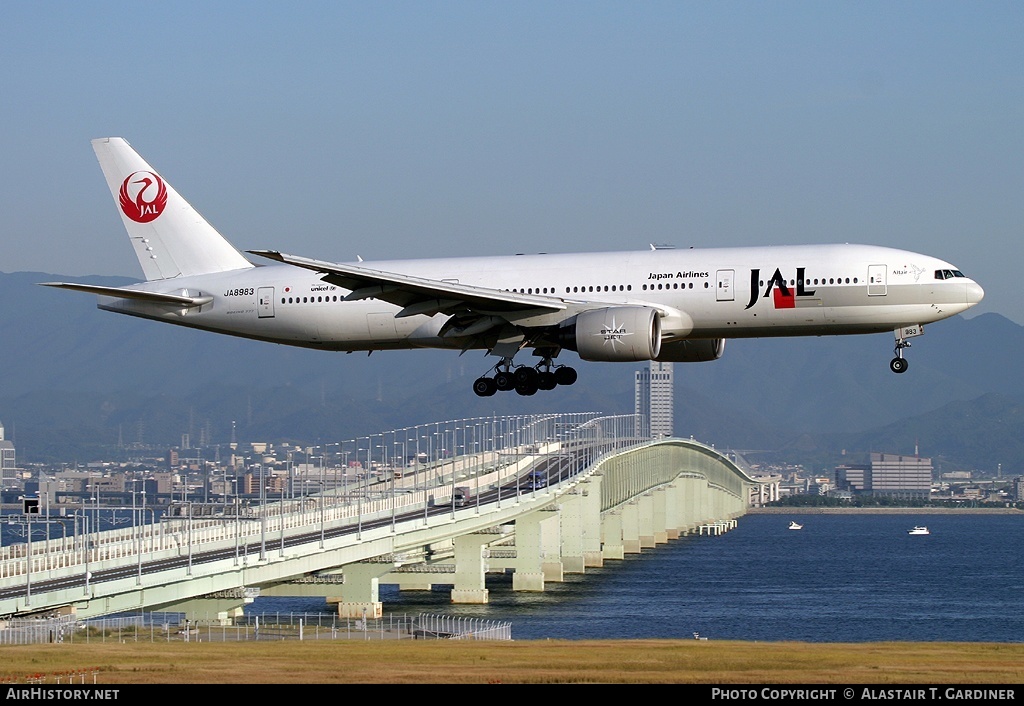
[655,338,726,363]
[562,306,662,362]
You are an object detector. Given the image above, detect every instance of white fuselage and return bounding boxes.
[100,242,983,353]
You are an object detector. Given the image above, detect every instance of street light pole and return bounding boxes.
[25,506,32,606]
[83,514,91,596]
[187,501,194,576]
[259,464,266,561]
[279,483,285,558]
[319,457,325,549]
[133,484,142,585]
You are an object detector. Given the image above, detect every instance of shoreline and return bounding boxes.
[747,506,1023,515]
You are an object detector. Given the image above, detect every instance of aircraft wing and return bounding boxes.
[39,282,213,307]
[248,250,569,319]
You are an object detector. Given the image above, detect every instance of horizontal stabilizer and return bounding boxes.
[39,282,213,307]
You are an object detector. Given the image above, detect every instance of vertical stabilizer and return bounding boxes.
[92,137,254,281]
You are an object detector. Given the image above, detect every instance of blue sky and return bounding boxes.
[2,1,1022,322]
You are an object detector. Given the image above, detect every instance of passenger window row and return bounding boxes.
[757,278,860,287]
[281,295,343,304]
[508,285,634,295]
[642,282,706,290]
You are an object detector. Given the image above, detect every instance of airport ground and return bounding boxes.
[1,639,1023,684]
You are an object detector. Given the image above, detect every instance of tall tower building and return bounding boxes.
[634,362,674,438]
[0,421,16,488]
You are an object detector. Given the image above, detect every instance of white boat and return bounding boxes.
[788,521,803,530]
[908,526,930,535]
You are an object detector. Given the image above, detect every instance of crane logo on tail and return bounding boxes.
[119,171,168,223]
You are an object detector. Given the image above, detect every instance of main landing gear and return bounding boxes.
[472,357,578,397]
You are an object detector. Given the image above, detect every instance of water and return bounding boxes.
[247,513,1024,642]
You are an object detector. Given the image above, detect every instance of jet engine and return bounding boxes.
[559,306,662,362]
[655,338,726,362]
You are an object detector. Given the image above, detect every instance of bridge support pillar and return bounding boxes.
[580,477,604,568]
[620,501,642,554]
[508,507,563,588]
[663,482,682,539]
[450,534,488,604]
[637,493,656,548]
[512,573,544,591]
[652,487,669,544]
[559,490,586,574]
[540,508,564,582]
[333,563,385,619]
[601,511,625,560]
[511,511,545,591]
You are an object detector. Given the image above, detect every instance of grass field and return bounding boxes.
[2,640,1023,684]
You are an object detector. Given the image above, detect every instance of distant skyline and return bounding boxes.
[2,2,1021,323]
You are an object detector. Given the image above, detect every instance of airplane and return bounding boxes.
[42,137,984,397]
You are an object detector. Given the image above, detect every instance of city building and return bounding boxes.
[634,362,674,438]
[835,452,933,500]
[0,421,16,489]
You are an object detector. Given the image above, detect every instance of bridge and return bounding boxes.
[0,413,757,624]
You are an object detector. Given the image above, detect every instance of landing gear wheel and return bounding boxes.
[515,378,539,395]
[891,333,912,375]
[513,367,539,396]
[553,366,578,386]
[494,370,515,391]
[537,372,557,390]
[473,377,497,396]
[513,367,538,386]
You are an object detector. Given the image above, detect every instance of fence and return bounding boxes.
[0,613,77,646]
[0,611,512,645]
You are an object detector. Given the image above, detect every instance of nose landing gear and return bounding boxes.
[889,325,922,374]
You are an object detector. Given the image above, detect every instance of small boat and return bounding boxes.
[788,521,803,530]
[908,526,930,535]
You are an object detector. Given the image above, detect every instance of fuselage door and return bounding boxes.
[257,287,275,318]
[867,265,887,296]
[716,270,734,302]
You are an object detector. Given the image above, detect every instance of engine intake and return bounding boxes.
[561,307,662,362]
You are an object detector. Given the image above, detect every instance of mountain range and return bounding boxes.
[2,270,1021,474]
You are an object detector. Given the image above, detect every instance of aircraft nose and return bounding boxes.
[966,281,985,306]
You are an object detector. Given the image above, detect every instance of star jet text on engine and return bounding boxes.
[597,317,633,351]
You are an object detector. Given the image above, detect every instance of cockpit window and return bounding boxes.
[934,269,965,280]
